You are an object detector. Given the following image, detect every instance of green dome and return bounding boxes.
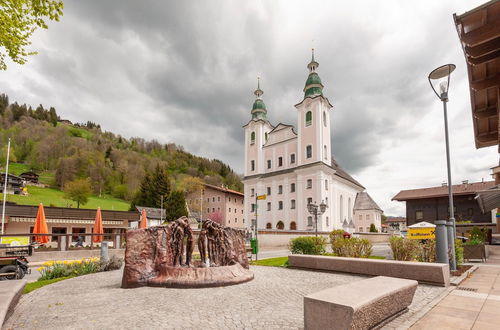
[304,86,323,98]
[305,72,322,87]
[252,99,266,110]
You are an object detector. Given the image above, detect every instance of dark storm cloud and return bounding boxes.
[1,0,496,215]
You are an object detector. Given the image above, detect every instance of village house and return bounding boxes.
[186,183,245,228]
[392,180,496,226]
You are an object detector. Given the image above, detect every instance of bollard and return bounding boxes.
[435,220,448,265]
[59,235,67,252]
[100,241,109,262]
[114,234,121,249]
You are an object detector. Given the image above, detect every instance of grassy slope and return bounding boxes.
[6,163,55,185]
[7,186,130,211]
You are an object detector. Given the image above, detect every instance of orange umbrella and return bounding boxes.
[33,203,49,244]
[139,209,148,229]
[93,207,104,243]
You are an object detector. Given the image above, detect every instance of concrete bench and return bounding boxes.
[289,255,450,286]
[304,276,417,330]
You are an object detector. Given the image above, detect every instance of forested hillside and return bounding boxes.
[0,93,243,204]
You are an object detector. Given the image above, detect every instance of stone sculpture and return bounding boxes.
[121,217,253,288]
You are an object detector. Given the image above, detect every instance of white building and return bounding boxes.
[352,192,383,232]
[242,51,368,231]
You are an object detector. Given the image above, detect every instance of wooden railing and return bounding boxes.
[0,233,125,251]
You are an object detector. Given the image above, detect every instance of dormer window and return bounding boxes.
[305,111,312,127]
[250,131,255,145]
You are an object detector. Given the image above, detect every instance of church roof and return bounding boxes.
[305,72,323,86]
[353,192,382,212]
[331,158,365,189]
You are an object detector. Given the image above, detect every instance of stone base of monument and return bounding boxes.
[135,263,254,288]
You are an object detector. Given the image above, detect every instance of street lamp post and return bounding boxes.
[428,63,457,271]
[307,201,328,238]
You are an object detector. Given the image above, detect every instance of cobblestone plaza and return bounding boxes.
[6,267,445,329]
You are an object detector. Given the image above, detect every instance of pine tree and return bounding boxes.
[129,165,171,210]
[164,190,188,222]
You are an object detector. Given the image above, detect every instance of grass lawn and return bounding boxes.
[7,185,130,211]
[24,276,75,294]
[2,162,55,185]
[250,256,289,267]
[7,162,30,175]
[67,126,94,140]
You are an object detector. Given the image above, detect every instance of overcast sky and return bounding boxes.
[1,0,498,216]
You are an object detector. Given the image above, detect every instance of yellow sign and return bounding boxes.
[408,228,435,240]
[257,194,267,200]
[0,236,30,246]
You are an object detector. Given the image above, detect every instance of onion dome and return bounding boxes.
[251,77,268,120]
[303,49,324,98]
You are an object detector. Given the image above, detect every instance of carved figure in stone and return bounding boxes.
[198,222,209,267]
[180,217,194,266]
[171,220,185,266]
[206,220,219,266]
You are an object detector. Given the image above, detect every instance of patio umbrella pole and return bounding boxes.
[1,138,10,235]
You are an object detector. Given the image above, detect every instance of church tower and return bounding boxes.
[243,79,273,177]
[295,50,333,167]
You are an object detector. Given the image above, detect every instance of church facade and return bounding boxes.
[242,52,370,232]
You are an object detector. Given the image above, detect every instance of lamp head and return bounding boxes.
[428,64,455,102]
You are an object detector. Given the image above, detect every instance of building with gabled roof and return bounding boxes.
[353,191,383,232]
[392,180,496,226]
[242,51,367,231]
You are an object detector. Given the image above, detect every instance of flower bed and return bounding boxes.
[36,256,123,281]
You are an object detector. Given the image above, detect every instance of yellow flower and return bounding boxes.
[36,267,45,272]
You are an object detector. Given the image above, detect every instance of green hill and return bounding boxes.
[0,93,243,210]
[7,185,130,211]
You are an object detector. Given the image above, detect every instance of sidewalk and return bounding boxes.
[410,264,500,330]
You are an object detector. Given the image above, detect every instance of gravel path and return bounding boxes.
[4,267,445,329]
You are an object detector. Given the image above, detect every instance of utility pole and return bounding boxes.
[1,138,11,235]
[160,195,164,224]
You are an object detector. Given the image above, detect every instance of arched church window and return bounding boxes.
[305,111,312,126]
[348,198,352,220]
[324,145,327,159]
[250,131,255,144]
[276,221,284,230]
[340,195,344,220]
[323,111,327,127]
[265,132,268,141]
[266,222,272,229]
[290,221,297,230]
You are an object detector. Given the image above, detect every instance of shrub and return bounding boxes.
[416,240,436,263]
[38,258,101,281]
[369,224,378,233]
[331,237,372,258]
[289,236,327,255]
[329,229,345,245]
[466,226,486,245]
[389,236,420,261]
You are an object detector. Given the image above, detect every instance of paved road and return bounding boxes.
[6,266,444,329]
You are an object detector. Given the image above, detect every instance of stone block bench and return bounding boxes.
[304,276,417,330]
[0,279,26,327]
[289,255,450,286]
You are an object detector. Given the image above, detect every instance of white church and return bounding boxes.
[242,51,383,232]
